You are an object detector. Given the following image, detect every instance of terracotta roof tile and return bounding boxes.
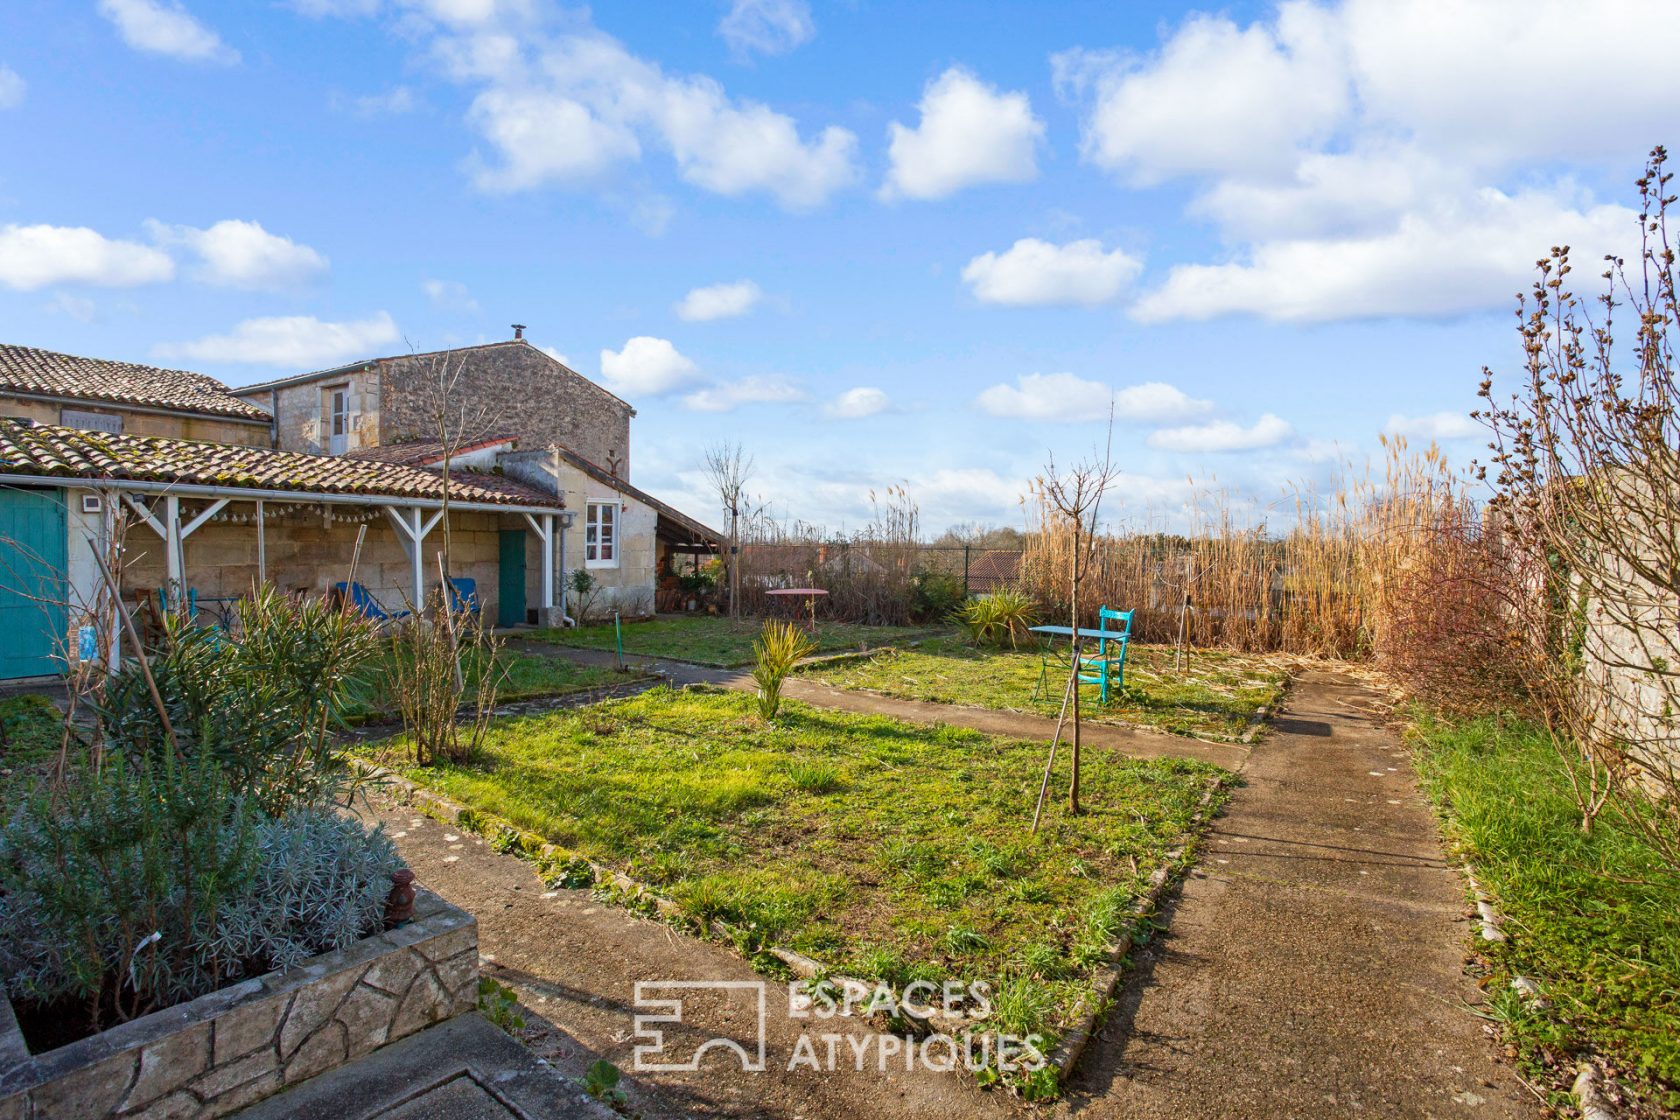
[345,434,520,467]
[0,344,272,422]
[0,420,562,509]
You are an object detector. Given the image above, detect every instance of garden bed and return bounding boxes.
[525,615,952,667]
[1408,714,1680,1116]
[361,686,1230,1056]
[0,891,477,1120]
[795,636,1289,741]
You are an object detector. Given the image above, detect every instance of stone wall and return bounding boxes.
[552,458,656,621]
[0,396,271,447]
[375,343,633,478]
[118,504,514,619]
[0,892,477,1120]
[246,372,381,457]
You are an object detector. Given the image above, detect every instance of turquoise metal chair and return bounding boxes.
[1077,607,1132,705]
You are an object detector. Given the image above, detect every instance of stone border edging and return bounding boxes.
[353,757,1227,1090]
[0,892,477,1120]
[1461,863,1618,1120]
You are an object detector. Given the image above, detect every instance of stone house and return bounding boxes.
[0,345,570,680]
[233,333,720,620]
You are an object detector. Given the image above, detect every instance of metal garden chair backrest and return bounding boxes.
[447,577,481,617]
[1078,606,1134,705]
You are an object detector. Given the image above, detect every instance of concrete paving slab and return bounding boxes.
[232,1013,618,1120]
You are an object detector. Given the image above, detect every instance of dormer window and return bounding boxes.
[324,385,351,454]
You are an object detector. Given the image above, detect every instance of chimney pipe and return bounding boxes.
[512,323,527,340]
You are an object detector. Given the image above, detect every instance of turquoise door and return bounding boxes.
[0,487,67,679]
[498,530,527,627]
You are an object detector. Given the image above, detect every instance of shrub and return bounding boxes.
[959,590,1039,648]
[909,567,965,623]
[96,585,380,813]
[389,592,506,766]
[752,621,816,720]
[0,753,398,1038]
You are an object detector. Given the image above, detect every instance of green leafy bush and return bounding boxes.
[958,590,1039,648]
[97,585,380,813]
[751,620,816,720]
[909,568,965,623]
[0,753,398,1037]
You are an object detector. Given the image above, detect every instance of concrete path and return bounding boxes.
[1054,669,1529,1119]
[375,657,1528,1118]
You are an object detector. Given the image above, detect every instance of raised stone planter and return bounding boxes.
[0,890,477,1120]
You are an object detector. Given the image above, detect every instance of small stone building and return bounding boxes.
[233,332,720,621]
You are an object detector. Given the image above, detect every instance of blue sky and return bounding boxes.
[0,1,1673,534]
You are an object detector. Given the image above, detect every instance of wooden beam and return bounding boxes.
[179,498,230,540]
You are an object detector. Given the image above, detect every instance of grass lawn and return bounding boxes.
[348,645,629,721]
[1409,714,1680,1113]
[527,614,951,667]
[796,636,1289,741]
[365,686,1229,1049]
[0,693,64,795]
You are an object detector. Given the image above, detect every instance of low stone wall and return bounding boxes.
[0,891,477,1120]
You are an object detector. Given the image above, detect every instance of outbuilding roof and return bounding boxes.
[0,344,272,423]
[0,419,563,509]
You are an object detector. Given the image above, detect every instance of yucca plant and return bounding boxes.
[959,590,1039,649]
[752,620,816,720]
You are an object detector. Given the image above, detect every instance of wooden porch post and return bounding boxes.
[256,500,266,586]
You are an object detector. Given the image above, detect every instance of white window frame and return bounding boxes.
[325,385,351,454]
[585,501,620,568]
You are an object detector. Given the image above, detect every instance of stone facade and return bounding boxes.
[115,503,513,617]
[375,343,632,477]
[240,341,634,477]
[0,892,477,1120]
[245,374,381,457]
[0,395,270,447]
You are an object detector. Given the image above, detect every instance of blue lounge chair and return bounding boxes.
[447,577,481,618]
[335,581,410,622]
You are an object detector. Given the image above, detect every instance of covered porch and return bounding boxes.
[0,419,572,677]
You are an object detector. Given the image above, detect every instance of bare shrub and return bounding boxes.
[1479,146,1680,857]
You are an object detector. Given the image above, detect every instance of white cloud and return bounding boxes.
[1057,0,1680,323]
[676,280,762,322]
[98,0,239,64]
[1054,5,1347,186]
[0,66,25,110]
[0,224,174,290]
[825,387,890,419]
[344,86,416,117]
[881,68,1043,201]
[145,219,328,289]
[718,0,814,58]
[962,238,1142,307]
[156,312,400,368]
[1149,413,1293,453]
[598,336,701,396]
[682,376,804,412]
[422,278,479,311]
[464,34,857,208]
[1385,411,1482,441]
[1134,186,1633,323]
[975,373,1211,423]
[45,293,97,323]
[467,87,641,191]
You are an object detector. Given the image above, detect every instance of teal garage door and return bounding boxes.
[0,487,67,679]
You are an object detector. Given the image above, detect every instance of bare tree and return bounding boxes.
[703,441,754,618]
[1032,418,1120,827]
